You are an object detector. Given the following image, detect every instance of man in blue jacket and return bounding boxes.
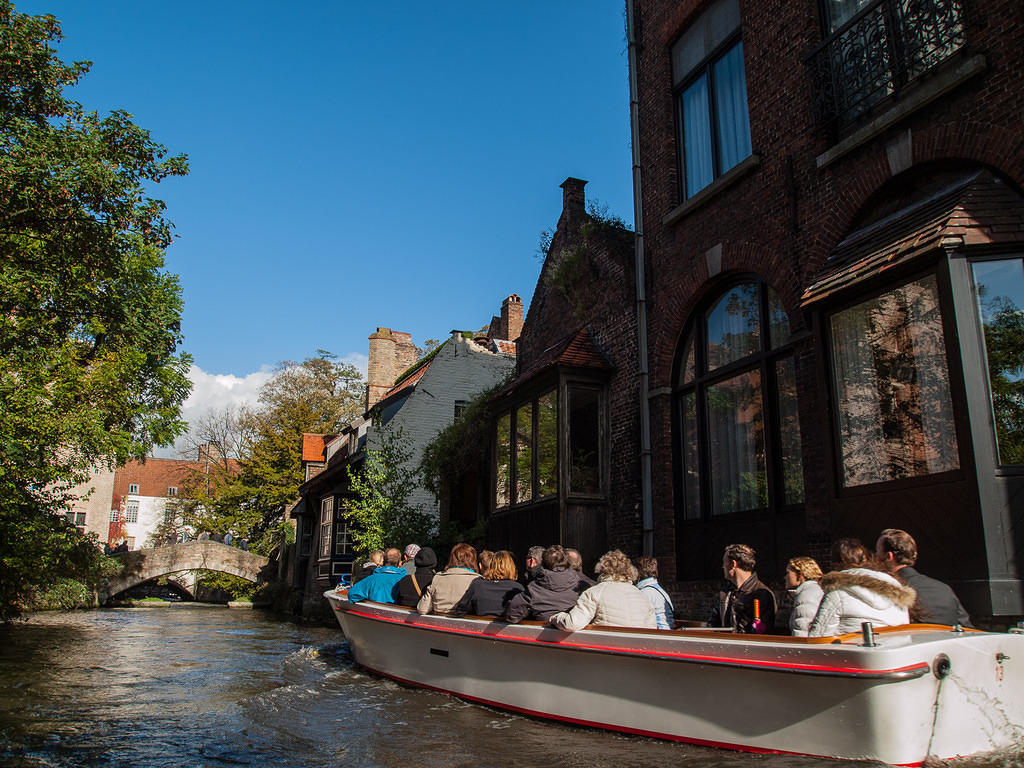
[348,548,406,604]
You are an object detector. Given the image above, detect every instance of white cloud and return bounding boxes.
[341,352,368,379]
[151,364,273,458]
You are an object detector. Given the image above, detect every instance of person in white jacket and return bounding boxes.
[785,556,824,637]
[549,550,656,632]
[809,539,916,637]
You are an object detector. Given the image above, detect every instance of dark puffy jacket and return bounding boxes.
[454,579,525,617]
[395,567,435,607]
[504,568,581,623]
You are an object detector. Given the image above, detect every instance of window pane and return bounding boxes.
[515,403,534,503]
[682,73,714,197]
[776,356,805,504]
[706,370,767,514]
[831,276,959,486]
[825,0,872,32]
[681,392,701,519]
[706,282,761,370]
[973,259,1024,465]
[767,285,794,349]
[679,330,696,384]
[671,0,741,83]
[495,412,511,508]
[537,390,558,497]
[713,42,751,174]
[569,388,601,494]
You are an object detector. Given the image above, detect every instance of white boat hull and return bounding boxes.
[324,591,1024,765]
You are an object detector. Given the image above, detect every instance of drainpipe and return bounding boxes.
[626,0,654,557]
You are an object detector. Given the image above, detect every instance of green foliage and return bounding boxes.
[25,577,92,612]
[0,2,191,619]
[186,351,362,542]
[197,571,258,601]
[346,423,434,557]
[419,379,509,500]
[981,296,1024,464]
[549,245,587,316]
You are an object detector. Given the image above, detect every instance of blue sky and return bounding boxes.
[21,1,634,426]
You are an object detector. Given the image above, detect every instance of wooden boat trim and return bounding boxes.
[339,603,933,680]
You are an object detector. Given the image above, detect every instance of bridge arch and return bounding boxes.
[100,540,274,604]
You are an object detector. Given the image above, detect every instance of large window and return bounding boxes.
[495,390,558,509]
[125,501,139,524]
[675,279,804,517]
[972,258,1024,466]
[672,0,751,199]
[830,275,959,485]
[334,506,354,556]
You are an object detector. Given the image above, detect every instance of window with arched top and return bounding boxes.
[674,278,805,520]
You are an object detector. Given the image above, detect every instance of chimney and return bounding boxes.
[561,177,587,223]
[501,293,523,341]
[366,327,419,409]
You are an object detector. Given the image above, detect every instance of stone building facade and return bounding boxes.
[630,0,1024,621]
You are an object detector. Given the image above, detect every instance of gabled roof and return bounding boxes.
[501,328,612,395]
[802,171,1024,305]
[301,433,335,463]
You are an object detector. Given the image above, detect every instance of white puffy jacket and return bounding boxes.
[788,579,824,637]
[808,568,915,637]
[549,580,656,632]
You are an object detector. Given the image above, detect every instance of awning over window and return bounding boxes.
[802,171,1024,305]
[500,328,613,395]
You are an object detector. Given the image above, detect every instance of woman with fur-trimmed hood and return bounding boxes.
[808,539,916,637]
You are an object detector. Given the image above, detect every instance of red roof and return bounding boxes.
[803,171,1024,305]
[301,433,336,463]
[502,328,612,394]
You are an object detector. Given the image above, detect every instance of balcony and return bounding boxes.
[807,0,966,137]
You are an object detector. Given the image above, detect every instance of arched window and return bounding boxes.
[674,278,804,520]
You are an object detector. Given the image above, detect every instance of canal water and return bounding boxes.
[0,607,1018,768]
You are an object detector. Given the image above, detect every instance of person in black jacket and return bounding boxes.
[454,550,524,617]
[395,547,437,607]
[710,543,777,634]
[875,528,972,627]
[504,545,581,623]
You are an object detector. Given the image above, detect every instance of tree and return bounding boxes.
[187,351,363,542]
[347,423,435,557]
[0,3,191,619]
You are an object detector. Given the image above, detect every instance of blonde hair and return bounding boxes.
[486,550,518,581]
[787,556,823,581]
[594,549,637,583]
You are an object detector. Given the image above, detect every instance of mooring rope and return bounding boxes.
[924,673,945,763]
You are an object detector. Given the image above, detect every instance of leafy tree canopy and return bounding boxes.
[0,2,190,619]
[184,351,364,542]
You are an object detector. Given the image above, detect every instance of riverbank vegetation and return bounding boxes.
[0,2,191,621]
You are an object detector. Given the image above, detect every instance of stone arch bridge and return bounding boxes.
[100,540,275,604]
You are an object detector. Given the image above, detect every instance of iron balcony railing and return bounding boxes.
[806,0,966,137]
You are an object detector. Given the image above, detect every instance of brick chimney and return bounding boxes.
[366,327,419,409]
[501,293,523,341]
[560,177,587,225]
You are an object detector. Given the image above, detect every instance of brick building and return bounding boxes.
[487,178,638,573]
[627,0,1024,620]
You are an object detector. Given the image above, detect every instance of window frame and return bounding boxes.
[672,275,805,523]
[824,267,966,495]
[128,483,139,495]
[494,386,560,511]
[319,496,334,560]
[671,0,751,202]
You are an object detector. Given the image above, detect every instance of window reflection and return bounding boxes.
[831,275,959,485]
[706,283,761,370]
[707,371,767,514]
[515,403,534,503]
[973,259,1024,465]
[569,387,601,494]
[495,413,511,508]
[537,390,558,497]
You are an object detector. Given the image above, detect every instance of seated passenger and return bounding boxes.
[477,549,495,577]
[549,550,656,631]
[453,550,525,617]
[567,547,597,593]
[504,545,580,623]
[347,548,406,604]
[395,546,437,607]
[875,528,972,627]
[634,556,674,629]
[711,544,777,634]
[352,549,384,584]
[785,556,824,637]
[808,538,915,637]
[416,543,480,615]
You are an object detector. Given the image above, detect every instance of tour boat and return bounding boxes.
[324,588,1024,765]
